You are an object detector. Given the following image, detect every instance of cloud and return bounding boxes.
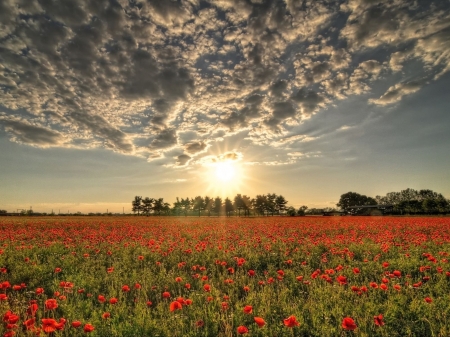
[0,118,64,147]
[369,79,425,106]
[0,0,448,166]
[176,154,192,167]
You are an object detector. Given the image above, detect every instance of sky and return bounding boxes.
[1,0,450,213]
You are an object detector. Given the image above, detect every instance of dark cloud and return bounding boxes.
[0,118,64,147]
[149,129,178,151]
[184,141,207,155]
[176,154,192,166]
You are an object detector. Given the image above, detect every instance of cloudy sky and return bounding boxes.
[1,0,450,213]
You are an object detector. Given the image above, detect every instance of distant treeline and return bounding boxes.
[131,194,308,217]
[336,188,450,215]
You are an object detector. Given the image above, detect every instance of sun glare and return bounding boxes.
[215,161,236,182]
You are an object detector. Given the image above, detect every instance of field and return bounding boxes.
[1,216,450,337]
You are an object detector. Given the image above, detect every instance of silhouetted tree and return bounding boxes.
[132,196,142,215]
[192,196,205,217]
[297,205,308,216]
[224,197,234,217]
[275,195,288,215]
[337,192,377,215]
[213,196,222,216]
[142,197,154,216]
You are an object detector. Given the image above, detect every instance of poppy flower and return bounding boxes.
[185,283,191,289]
[42,319,58,333]
[102,312,110,319]
[0,294,7,301]
[196,320,204,327]
[162,291,171,298]
[55,318,66,330]
[146,301,152,307]
[393,270,401,277]
[353,268,360,274]
[109,298,117,304]
[122,285,130,292]
[254,317,265,327]
[175,277,182,282]
[54,268,62,273]
[36,288,44,295]
[237,326,249,334]
[72,321,82,328]
[283,315,300,327]
[98,295,106,303]
[24,318,35,330]
[248,270,255,276]
[424,297,433,303]
[170,301,183,312]
[243,286,250,292]
[243,305,253,314]
[342,317,357,330]
[203,284,211,292]
[83,324,95,333]
[45,299,58,310]
[185,299,193,305]
[374,314,384,326]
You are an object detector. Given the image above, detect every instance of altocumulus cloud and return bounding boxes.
[0,0,449,165]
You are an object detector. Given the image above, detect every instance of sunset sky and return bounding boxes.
[1,0,449,213]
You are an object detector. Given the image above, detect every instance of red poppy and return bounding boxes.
[146,301,152,307]
[109,298,117,304]
[122,285,130,292]
[24,318,35,330]
[374,314,384,326]
[248,270,255,276]
[84,324,95,333]
[170,301,183,312]
[36,288,44,295]
[254,317,265,327]
[42,318,58,333]
[72,321,82,328]
[98,295,106,303]
[102,312,110,319]
[353,268,360,274]
[243,286,250,292]
[243,305,253,314]
[185,299,193,305]
[162,291,171,298]
[175,277,182,282]
[342,317,357,330]
[185,283,191,289]
[203,284,211,292]
[424,297,433,303]
[393,270,401,277]
[196,320,204,327]
[45,299,58,310]
[283,315,300,327]
[0,294,7,301]
[237,326,249,334]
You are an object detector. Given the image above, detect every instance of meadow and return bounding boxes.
[1,216,450,337]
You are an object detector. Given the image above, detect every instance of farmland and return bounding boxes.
[1,216,450,336]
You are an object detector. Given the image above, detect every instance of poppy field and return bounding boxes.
[1,216,450,337]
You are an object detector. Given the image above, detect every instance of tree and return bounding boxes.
[242,195,252,216]
[181,198,191,216]
[204,196,213,216]
[336,192,376,215]
[266,193,277,216]
[234,194,244,216]
[286,206,296,216]
[213,197,222,216]
[224,197,234,217]
[132,196,142,215]
[0,210,7,214]
[172,197,183,216]
[142,197,154,216]
[275,195,288,215]
[254,194,268,216]
[192,196,205,217]
[297,206,308,216]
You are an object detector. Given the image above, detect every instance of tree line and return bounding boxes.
[131,194,309,217]
[337,188,450,215]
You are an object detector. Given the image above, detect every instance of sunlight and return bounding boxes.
[215,161,236,182]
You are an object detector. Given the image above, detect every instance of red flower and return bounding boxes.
[353,268,360,274]
[162,291,171,299]
[36,288,44,295]
[122,285,130,292]
[42,318,58,333]
[84,324,95,333]
[203,284,211,292]
[102,312,110,319]
[248,270,255,276]
[254,317,265,327]
[374,314,384,326]
[109,297,118,304]
[243,286,250,292]
[45,299,58,310]
[342,317,357,330]
[72,321,82,328]
[237,326,249,334]
[134,283,141,290]
[185,299,193,306]
[0,294,7,301]
[393,270,401,277]
[424,297,433,303]
[98,295,106,303]
[185,283,191,289]
[170,301,183,312]
[243,305,253,314]
[196,320,204,327]
[175,277,182,282]
[283,315,300,328]
[24,318,35,330]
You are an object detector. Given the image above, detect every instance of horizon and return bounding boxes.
[1,0,450,213]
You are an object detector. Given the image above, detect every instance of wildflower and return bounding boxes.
[243,305,253,314]
[254,317,265,327]
[170,301,182,312]
[374,314,384,326]
[283,315,300,327]
[342,317,357,330]
[83,324,95,333]
[45,299,58,310]
[237,326,249,334]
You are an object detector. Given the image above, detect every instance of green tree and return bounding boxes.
[192,196,205,217]
[275,195,288,215]
[242,195,252,216]
[297,205,308,216]
[286,206,296,216]
[213,196,222,216]
[337,192,376,215]
[142,197,154,216]
[254,195,268,216]
[224,197,234,217]
[233,194,244,216]
[266,193,277,216]
[132,196,142,216]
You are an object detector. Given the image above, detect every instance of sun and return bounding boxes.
[215,161,236,182]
